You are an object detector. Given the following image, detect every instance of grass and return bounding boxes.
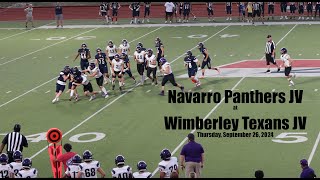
[0,20,320,178]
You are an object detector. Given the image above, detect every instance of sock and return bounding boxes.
[191,79,197,83]
[70,90,74,97]
[101,87,108,95]
[112,80,115,85]
[141,75,145,82]
[119,81,122,87]
[134,17,137,23]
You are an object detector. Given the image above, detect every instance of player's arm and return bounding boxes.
[159,165,166,179]
[77,171,83,178]
[111,62,115,75]
[203,49,209,61]
[160,45,164,57]
[63,74,70,81]
[89,70,98,77]
[179,155,186,170]
[118,47,122,54]
[97,167,106,178]
[129,4,133,10]
[95,59,99,66]
[118,3,121,9]
[120,62,124,73]
[195,58,201,67]
[74,52,80,61]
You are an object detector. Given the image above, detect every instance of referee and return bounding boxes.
[0,124,28,163]
[265,35,280,73]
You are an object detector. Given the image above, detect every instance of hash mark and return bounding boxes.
[317,54,319,56]
[65,56,69,58]
[315,89,318,92]
[45,90,51,93]
[49,57,52,58]
[208,89,212,92]
[272,89,275,92]
[188,89,192,92]
[251,89,255,91]
[6,91,11,94]
[146,90,151,93]
[1,57,5,59]
[32,57,37,59]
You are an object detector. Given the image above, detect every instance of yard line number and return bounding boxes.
[272,132,308,144]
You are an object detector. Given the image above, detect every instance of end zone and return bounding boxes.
[177,59,320,78]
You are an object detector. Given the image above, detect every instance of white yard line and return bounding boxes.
[308,132,320,165]
[151,23,298,178]
[0,22,55,41]
[6,91,11,94]
[171,26,230,64]
[0,27,100,66]
[0,27,163,108]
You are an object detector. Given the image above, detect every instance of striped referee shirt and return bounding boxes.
[265,41,276,54]
[2,132,28,153]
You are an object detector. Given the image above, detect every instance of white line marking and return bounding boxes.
[30,39,41,40]
[45,90,51,94]
[298,54,302,56]
[251,89,255,91]
[0,27,100,66]
[317,54,319,56]
[272,89,275,92]
[49,57,52,59]
[171,26,230,64]
[65,56,69,59]
[188,89,192,92]
[6,91,11,94]
[0,77,57,108]
[151,77,246,177]
[248,54,251,56]
[1,57,5,59]
[32,57,37,59]
[308,132,320,165]
[0,27,163,108]
[230,54,234,57]
[315,89,318,92]
[208,89,212,92]
[146,90,151,93]
[0,22,55,41]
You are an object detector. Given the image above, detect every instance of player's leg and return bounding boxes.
[200,60,207,78]
[118,73,124,92]
[112,72,116,90]
[126,69,136,83]
[147,67,153,84]
[169,74,184,91]
[52,84,65,103]
[285,67,295,86]
[138,64,145,85]
[86,83,95,101]
[207,58,220,73]
[190,69,200,87]
[96,76,108,98]
[159,75,169,96]
[153,67,158,85]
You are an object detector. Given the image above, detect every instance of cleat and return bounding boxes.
[52,98,57,103]
[180,86,185,92]
[104,94,109,98]
[277,68,281,72]
[159,91,165,96]
[265,70,271,73]
[89,96,95,101]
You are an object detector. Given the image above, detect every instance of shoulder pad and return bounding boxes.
[33,169,37,174]
[79,165,83,170]
[9,164,13,168]
[127,166,131,172]
[111,169,116,175]
[96,162,100,167]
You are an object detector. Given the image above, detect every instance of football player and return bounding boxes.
[0,153,12,178]
[159,58,184,96]
[111,2,121,24]
[95,48,110,85]
[137,42,147,52]
[121,53,136,84]
[134,46,146,85]
[182,2,191,22]
[111,54,125,92]
[106,40,117,72]
[111,155,133,178]
[68,67,81,101]
[77,150,106,178]
[145,49,158,85]
[16,158,38,178]
[132,161,152,178]
[9,151,23,178]
[82,63,109,98]
[72,75,97,101]
[118,39,131,55]
[99,3,109,24]
[143,2,151,23]
[184,51,201,87]
[198,42,220,78]
[52,66,70,103]
[64,154,82,178]
[74,43,91,71]
[280,48,296,86]
[158,149,179,178]
[155,37,164,73]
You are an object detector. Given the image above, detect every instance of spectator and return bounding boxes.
[54,143,76,172]
[55,2,63,28]
[300,159,316,178]
[0,124,28,163]
[164,2,175,23]
[24,4,35,28]
[255,170,264,178]
[180,133,204,178]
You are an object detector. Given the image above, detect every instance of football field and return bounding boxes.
[1,20,320,178]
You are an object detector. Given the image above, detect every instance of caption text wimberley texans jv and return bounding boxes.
[164,90,306,138]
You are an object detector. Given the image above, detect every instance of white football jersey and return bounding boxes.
[87,67,103,78]
[158,157,178,178]
[134,51,146,63]
[65,164,80,178]
[106,45,117,57]
[161,62,172,75]
[112,59,124,72]
[9,162,22,177]
[280,54,291,67]
[119,44,130,55]
[145,54,157,68]
[78,160,101,178]
[81,75,90,85]
[133,171,152,178]
[16,168,38,178]
[111,165,132,178]
[0,164,12,178]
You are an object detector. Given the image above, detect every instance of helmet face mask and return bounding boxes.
[115,54,120,61]
[108,40,113,47]
[136,46,142,53]
[96,48,102,54]
[89,63,95,70]
[81,43,87,49]
[147,49,153,56]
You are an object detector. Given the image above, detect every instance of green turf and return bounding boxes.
[0,21,320,178]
